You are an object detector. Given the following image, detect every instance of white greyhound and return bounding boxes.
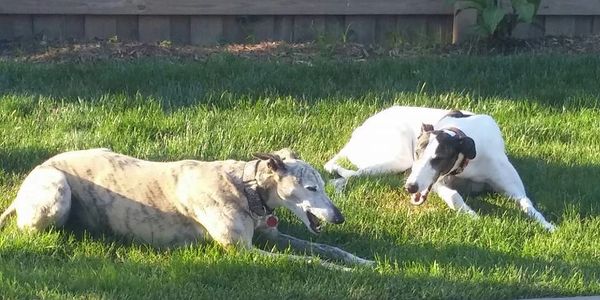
[324,106,471,187]
[404,113,556,231]
[325,106,555,231]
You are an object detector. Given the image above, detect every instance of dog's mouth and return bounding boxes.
[306,211,323,234]
[410,186,432,206]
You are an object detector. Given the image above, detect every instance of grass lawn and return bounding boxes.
[0,53,599,299]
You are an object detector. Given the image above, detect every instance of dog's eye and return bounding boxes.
[305,186,317,192]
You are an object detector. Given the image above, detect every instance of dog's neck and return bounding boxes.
[443,126,470,176]
[242,160,274,217]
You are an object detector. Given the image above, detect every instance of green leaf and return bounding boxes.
[512,0,536,23]
[481,6,506,34]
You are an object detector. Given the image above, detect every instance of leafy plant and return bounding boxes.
[450,0,541,39]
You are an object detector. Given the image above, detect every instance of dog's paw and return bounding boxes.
[360,259,377,267]
[462,209,479,219]
[543,222,557,233]
[329,178,347,193]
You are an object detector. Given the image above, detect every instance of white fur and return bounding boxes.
[405,114,556,231]
[325,106,470,184]
[326,106,555,231]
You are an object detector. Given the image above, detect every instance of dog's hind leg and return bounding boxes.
[328,160,412,193]
[10,166,72,232]
[486,158,556,232]
[324,152,357,178]
[0,202,16,230]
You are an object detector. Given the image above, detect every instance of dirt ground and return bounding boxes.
[1,35,600,63]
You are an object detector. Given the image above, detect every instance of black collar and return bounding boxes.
[444,127,470,176]
[242,160,274,217]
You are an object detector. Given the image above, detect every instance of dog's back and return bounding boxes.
[326,106,473,175]
[39,149,227,245]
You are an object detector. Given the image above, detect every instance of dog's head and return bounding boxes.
[254,149,344,234]
[404,124,476,205]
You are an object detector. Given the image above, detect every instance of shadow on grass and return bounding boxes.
[0,241,582,299]
[0,145,57,187]
[1,55,600,111]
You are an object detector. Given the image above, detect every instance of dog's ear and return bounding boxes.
[273,148,298,160]
[253,153,287,172]
[458,137,476,159]
[421,123,434,132]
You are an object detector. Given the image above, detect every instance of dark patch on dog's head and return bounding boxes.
[434,131,476,174]
[445,110,473,119]
[416,123,435,158]
[430,132,464,175]
[416,130,476,176]
[253,153,287,172]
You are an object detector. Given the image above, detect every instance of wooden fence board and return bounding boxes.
[538,0,600,15]
[440,15,453,43]
[293,16,325,42]
[190,15,223,45]
[594,16,600,34]
[374,15,397,46]
[545,16,576,36]
[324,15,345,42]
[33,15,65,40]
[512,16,545,39]
[222,16,246,43]
[116,15,138,41]
[398,15,427,43]
[346,15,375,44]
[0,0,453,15]
[0,16,11,40]
[574,16,593,36]
[139,15,170,42]
[273,16,294,42]
[64,15,84,39]
[425,15,448,44]
[170,16,190,44]
[85,15,116,40]
[0,15,32,40]
[247,16,274,42]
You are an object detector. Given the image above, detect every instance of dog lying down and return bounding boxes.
[326,106,556,231]
[0,148,373,269]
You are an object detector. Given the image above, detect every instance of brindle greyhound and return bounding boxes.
[0,148,373,268]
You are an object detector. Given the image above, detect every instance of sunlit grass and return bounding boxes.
[0,54,599,299]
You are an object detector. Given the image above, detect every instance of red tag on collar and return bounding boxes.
[266,215,279,228]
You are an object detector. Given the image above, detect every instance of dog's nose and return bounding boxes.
[331,206,345,224]
[405,183,419,194]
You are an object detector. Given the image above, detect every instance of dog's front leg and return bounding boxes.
[250,248,352,271]
[433,183,478,217]
[258,230,374,267]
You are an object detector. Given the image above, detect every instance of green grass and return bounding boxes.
[1,54,600,299]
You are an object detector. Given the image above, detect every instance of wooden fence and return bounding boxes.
[1,0,599,45]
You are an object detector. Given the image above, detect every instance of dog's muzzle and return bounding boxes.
[329,205,345,224]
[405,183,419,194]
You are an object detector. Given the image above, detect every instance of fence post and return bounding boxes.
[452,1,477,43]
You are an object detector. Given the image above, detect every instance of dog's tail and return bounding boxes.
[0,201,16,230]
